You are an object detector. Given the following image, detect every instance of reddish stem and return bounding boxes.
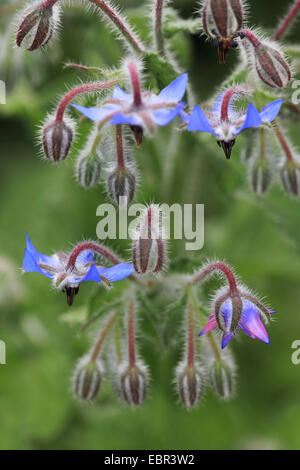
[90,313,117,361]
[187,303,195,369]
[88,0,144,53]
[154,0,165,55]
[128,62,143,108]
[240,29,261,48]
[273,120,294,162]
[127,300,136,368]
[56,80,117,122]
[66,242,121,270]
[273,0,300,41]
[220,88,235,121]
[188,262,238,294]
[116,125,125,170]
[41,0,59,8]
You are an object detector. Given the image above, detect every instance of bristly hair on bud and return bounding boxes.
[175,361,205,409]
[41,113,76,162]
[131,204,168,275]
[115,299,149,406]
[240,29,292,88]
[73,354,104,401]
[200,0,247,63]
[247,129,273,195]
[16,0,61,51]
[75,126,103,188]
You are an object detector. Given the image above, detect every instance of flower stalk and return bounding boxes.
[154,0,165,55]
[273,0,300,41]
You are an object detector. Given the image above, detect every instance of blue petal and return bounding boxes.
[23,248,53,278]
[187,105,214,133]
[70,265,101,284]
[221,299,233,330]
[25,232,55,266]
[260,99,283,123]
[72,103,116,122]
[239,300,270,344]
[151,103,184,126]
[158,73,188,103]
[98,263,134,282]
[112,86,132,102]
[233,103,262,135]
[110,113,141,126]
[77,249,95,264]
[222,332,235,349]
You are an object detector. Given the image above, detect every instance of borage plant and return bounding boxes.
[4,0,299,407]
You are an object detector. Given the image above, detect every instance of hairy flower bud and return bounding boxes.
[42,116,75,162]
[117,362,148,406]
[250,157,272,194]
[201,0,245,63]
[280,160,300,196]
[176,362,205,408]
[132,205,166,275]
[76,151,102,188]
[74,356,104,401]
[254,44,291,88]
[210,359,235,400]
[16,2,60,51]
[107,166,136,205]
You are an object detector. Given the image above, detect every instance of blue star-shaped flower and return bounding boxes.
[72,73,188,145]
[23,233,134,305]
[199,298,275,349]
[187,86,283,159]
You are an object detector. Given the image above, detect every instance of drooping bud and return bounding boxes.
[16,1,61,51]
[210,358,235,400]
[107,166,136,205]
[117,362,148,406]
[201,0,245,63]
[74,356,104,401]
[250,157,272,195]
[132,205,166,275]
[280,160,300,196]
[75,141,102,188]
[248,130,273,194]
[241,30,291,88]
[176,362,205,409]
[42,115,75,162]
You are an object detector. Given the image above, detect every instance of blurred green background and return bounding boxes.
[1,0,300,450]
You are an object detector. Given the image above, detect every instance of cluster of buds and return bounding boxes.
[16,0,61,51]
[132,204,167,275]
[200,0,246,63]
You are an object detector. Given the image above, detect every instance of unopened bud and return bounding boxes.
[132,205,166,274]
[107,166,136,205]
[280,160,300,196]
[201,0,245,63]
[250,157,272,194]
[74,356,104,401]
[42,116,75,162]
[255,45,291,88]
[117,362,148,406]
[76,151,102,188]
[16,2,60,51]
[215,296,243,333]
[176,362,205,408]
[210,359,235,400]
